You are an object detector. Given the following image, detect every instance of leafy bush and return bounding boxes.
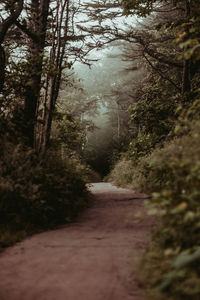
[132,121,200,299]
[107,131,165,187]
[0,139,90,248]
[121,79,179,167]
[107,158,134,186]
[129,79,178,137]
[108,121,200,299]
[126,132,160,164]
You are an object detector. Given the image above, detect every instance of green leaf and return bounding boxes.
[173,248,200,269]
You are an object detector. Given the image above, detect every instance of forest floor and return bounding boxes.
[0,183,155,300]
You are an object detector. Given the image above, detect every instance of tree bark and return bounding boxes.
[0,45,5,93]
[39,0,71,154]
[24,0,50,148]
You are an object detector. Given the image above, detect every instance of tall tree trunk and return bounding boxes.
[24,0,50,148]
[0,45,5,93]
[39,0,71,154]
[117,103,120,140]
[40,76,57,153]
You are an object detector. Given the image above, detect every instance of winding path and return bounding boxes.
[0,183,154,300]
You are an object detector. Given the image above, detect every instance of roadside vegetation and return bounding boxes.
[0,104,95,248]
[0,0,98,249]
[0,138,90,248]
[107,1,200,299]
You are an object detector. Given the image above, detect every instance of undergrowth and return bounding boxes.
[107,158,134,186]
[109,120,200,299]
[0,138,90,249]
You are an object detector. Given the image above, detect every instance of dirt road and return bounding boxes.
[0,183,154,300]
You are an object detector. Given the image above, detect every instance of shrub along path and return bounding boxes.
[0,183,154,300]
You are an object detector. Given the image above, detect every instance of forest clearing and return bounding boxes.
[0,0,200,299]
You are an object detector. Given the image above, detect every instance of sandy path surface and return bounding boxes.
[0,183,154,300]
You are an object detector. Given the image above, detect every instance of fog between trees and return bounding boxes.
[74,45,144,176]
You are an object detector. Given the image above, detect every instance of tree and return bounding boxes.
[14,0,91,151]
[80,0,200,98]
[14,0,51,147]
[122,0,200,94]
[38,0,82,153]
[0,0,23,93]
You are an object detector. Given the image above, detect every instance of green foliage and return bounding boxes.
[0,228,27,249]
[52,111,86,156]
[134,122,200,195]
[0,138,90,248]
[176,3,200,62]
[126,133,160,163]
[129,121,200,299]
[106,1,200,299]
[123,79,179,164]
[108,92,200,300]
[173,96,200,137]
[134,75,178,119]
[122,0,155,16]
[51,110,101,182]
[129,94,177,139]
[108,158,134,186]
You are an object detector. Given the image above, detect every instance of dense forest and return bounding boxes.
[0,0,200,299]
